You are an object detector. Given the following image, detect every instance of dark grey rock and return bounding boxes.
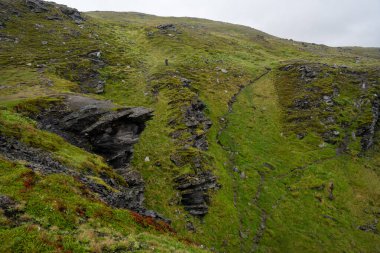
[358,219,378,234]
[38,95,153,169]
[294,97,311,110]
[0,194,23,224]
[186,221,196,232]
[357,98,380,151]
[0,35,16,42]
[26,0,49,13]
[0,195,15,210]
[299,65,318,81]
[183,98,212,151]
[88,50,101,59]
[181,77,192,88]
[157,24,176,31]
[46,15,63,21]
[296,133,306,140]
[174,171,220,217]
[280,65,294,71]
[58,4,84,24]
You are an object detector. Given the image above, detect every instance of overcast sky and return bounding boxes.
[54,0,380,47]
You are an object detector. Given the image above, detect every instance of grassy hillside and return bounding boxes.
[0,1,379,252]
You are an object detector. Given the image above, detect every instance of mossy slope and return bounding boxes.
[1,0,380,252]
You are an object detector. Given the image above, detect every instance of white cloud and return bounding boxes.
[54,0,380,47]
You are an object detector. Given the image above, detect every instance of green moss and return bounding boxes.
[0,3,379,252]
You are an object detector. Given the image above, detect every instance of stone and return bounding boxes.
[58,4,84,23]
[294,97,311,109]
[356,98,380,151]
[26,0,50,13]
[358,219,378,233]
[0,194,23,223]
[323,95,334,105]
[182,98,213,151]
[299,65,318,81]
[157,24,176,31]
[88,50,101,58]
[35,23,44,29]
[0,35,16,42]
[296,133,306,139]
[181,77,192,87]
[46,15,63,21]
[174,171,220,217]
[0,195,15,210]
[186,221,196,232]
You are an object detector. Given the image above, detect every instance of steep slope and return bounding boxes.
[0,1,379,252]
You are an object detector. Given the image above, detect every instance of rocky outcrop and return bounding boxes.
[155,23,181,36]
[163,80,217,217]
[58,53,106,94]
[170,97,218,217]
[358,219,379,234]
[0,194,24,226]
[10,95,170,222]
[357,98,380,151]
[169,97,213,168]
[279,63,380,151]
[25,0,84,23]
[174,171,220,217]
[0,135,169,222]
[58,4,84,24]
[157,24,177,31]
[26,0,49,13]
[183,98,213,151]
[37,95,153,167]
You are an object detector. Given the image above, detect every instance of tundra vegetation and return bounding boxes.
[0,0,379,252]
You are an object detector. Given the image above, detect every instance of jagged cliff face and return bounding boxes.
[0,0,380,252]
